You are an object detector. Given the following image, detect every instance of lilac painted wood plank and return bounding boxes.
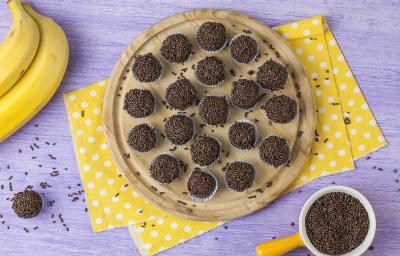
[0,0,399,255]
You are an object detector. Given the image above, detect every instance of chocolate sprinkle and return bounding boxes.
[12,190,42,218]
[195,56,225,86]
[127,123,157,153]
[224,161,255,192]
[196,22,226,52]
[198,95,229,125]
[123,89,155,118]
[160,34,192,63]
[229,35,258,64]
[165,78,197,110]
[228,121,257,150]
[256,59,288,91]
[231,79,260,110]
[164,114,195,145]
[263,95,297,124]
[259,136,290,168]
[132,53,162,83]
[150,154,180,184]
[188,170,217,200]
[190,135,221,167]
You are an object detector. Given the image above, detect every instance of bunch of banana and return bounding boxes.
[0,0,69,143]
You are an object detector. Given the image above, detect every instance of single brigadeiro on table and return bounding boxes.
[195,56,225,87]
[256,59,288,91]
[127,123,158,153]
[198,95,229,126]
[187,169,218,201]
[160,34,192,64]
[231,79,260,110]
[149,153,180,184]
[196,22,227,52]
[12,189,43,218]
[229,34,259,64]
[190,135,221,167]
[263,95,298,124]
[223,161,256,192]
[123,88,156,118]
[228,120,258,150]
[132,53,163,83]
[259,135,291,168]
[165,78,197,111]
[164,114,195,146]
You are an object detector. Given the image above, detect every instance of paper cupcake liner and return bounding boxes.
[259,134,291,168]
[194,58,226,88]
[228,119,259,151]
[198,94,230,126]
[160,33,193,64]
[229,34,260,64]
[164,114,197,147]
[223,160,256,192]
[149,152,181,184]
[127,123,159,154]
[192,135,223,168]
[187,169,219,202]
[132,55,164,84]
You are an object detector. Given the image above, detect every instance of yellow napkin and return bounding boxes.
[64,15,386,256]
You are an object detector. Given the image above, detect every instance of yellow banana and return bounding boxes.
[0,3,69,143]
[0,0,40,97]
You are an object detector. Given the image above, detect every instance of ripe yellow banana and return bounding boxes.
[0,4,69,143]
[0,0,40,97]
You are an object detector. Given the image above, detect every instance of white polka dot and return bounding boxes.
[326,142,333,149]
[104,207,111,214]
[291,22,299,28]
[361,103,368,110]
[303,29,310,36]
[79,147,87,154]
[158,247,165,253]
[322,124,330,131]
[93,108,100,115]
[81,101,88,108]
[369,119,376,126]
[96,125,104,132]
[345,71,353,77]
[128,220,135,225]
[88,136,96,143]
[136,227,144,233]
[363,132,371,139]
[338,149,346,156]
[307,55,315,61]
[309,165,316,171]
[68,95,76,101]
[319,107,326,114]
[358,145,365,151]
[98,80,106,86]
[311,72,319,79]
[107,178,115,185]
[332,67,339,74]
[99,189,107,196]
[151,231,158,238]
[300,176,308,181]
[184,226,191,232]
[327,96,334,103]
[170,222,178,229]
[329,39,336,46]
[315,89,322,97]
[91,154,99,161]
[83,164,90,172]
[331,114,338,120]
[377,135,384,142]
[321,171,328,176]
[198,230,205,235]
[335,132,342,138]
[337,55,344,62]
[90,90,97,97]
[350,129,357,135]
[355,116,363,123]
[95,218,102,224]
[116,213,123,220]
[112,196,120,202]
[72,112,80,119]
[329,161,337,167]
[84,119,92,126]
[104,160,111,167]
[132,191,139,198]
[164,234,172,241]
[87,182,94,189]
[91,200,98,206]
[347,100,355,107]
[136,208,143,215]
[95,172,103,178]
[304,38,312,44]
[320,61,327,68]
[157,218,164,225]
[295,48,303,54]
[317,153,325,160]
[323,79,331,86]
[282,33,289,39]
[340,83,347,90]
[179,239,185,244]
[316,44,323,51]
[312,19,319,25]
[353,87,360,94]
[101,143,108,150]
[76,129,84,136]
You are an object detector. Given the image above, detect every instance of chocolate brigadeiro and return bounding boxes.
[187,169,218,201]
[256,59,288,91]
[127,123,157,153]
[228,120,257,150]
[223,161,255,192]
[259,135,290,168]
[150,153,180,184]
[160,34,192,63]
[165,78,197,110]
[198,95,229,126]
[263,95,297,124]
[231,79,260,110]
[132,53,163,83]
[229,35,259,64]
[164,114,195,146]
[123,89,155,118]
[195,56,225,87]
[12,189,43,218]
[190,135,221,167]
[196,22,227,52]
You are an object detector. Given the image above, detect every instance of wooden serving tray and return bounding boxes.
[104,9,316,221]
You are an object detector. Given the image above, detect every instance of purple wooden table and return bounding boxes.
[0,0,399,255]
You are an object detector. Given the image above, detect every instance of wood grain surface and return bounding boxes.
[0,0,399,255]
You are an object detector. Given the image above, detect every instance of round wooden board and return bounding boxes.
[104,9,316,221]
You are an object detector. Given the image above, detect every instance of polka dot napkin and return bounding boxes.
[64,16,386,256]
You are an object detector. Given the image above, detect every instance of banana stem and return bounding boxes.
[7,0,23,17]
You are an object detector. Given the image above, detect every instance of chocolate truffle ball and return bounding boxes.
[127,123,157,153]
[196,22,227,52]
[263,95,298,124]
[123,89,155,118]
[259,135,290,168]
[190,135,221,167]
[12,190,42,218]
[228,120,257,150]
[132,53,162,83]
[164,114,195,146]
[223,161,256,192]
[198,95,229,126]
[195,56,225,87]
[256,59,288,91]
[187,169,217,201]
[165,78,197,110]
[160,34,192,63]
[231,79,260,110]
[150,153,180,184]
[229,35,259,64]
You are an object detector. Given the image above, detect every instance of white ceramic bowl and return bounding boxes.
[299,186,376,256]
